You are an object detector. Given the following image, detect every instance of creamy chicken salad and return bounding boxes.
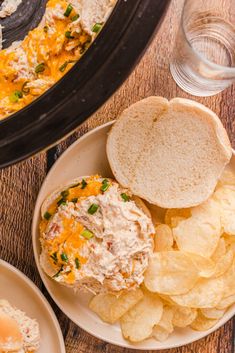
[0,0,116,119]
[40,176,154,294]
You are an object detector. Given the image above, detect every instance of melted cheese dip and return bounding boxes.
[0,0,115,119]
[40,176,154,294]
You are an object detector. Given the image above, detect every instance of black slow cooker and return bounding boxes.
[0,0,170,168]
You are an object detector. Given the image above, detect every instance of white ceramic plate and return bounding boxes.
[0,259,65,353]
[32,121,235,350]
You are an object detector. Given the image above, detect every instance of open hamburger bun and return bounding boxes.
[107,96,232,208]
[0,312,23,352]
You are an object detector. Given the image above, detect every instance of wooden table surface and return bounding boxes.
[1,0,235,352]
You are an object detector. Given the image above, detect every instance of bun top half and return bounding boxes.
[107,96,232,208]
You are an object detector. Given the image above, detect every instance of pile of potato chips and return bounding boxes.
[89,169,235,343]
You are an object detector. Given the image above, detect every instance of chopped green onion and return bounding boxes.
[59,62,68,72]
[71,14,79,21]
[57,198,66,206]
[53,266,63,278]
[81,229,94,239]
[50,252,58,263]
[9,90,23,103]
[101,179,109,192]
[22,82,30,94]
[44,211,52,220]
[88,203,99,215]
[64,4,73,17]
[43,25,49,33]
[75,257,80,269]
[65,31,74,39]
[92,22,103,33]
[121,193,130,202]
[61,253,68,262]
[71,197,78,203]
[35,63,45,74]
[61,190,69,198]
[81,179,87,189]
[59,60,75,72]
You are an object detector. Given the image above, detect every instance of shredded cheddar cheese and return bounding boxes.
[0,0,103,119]
[40,176,103,284]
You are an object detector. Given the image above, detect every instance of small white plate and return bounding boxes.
[0,259,65,353]
[32,121,235,350]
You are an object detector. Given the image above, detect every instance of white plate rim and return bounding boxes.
[32,121,235,350]
[0,259,66,353]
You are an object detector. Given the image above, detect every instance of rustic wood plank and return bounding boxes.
[0,0,234,352]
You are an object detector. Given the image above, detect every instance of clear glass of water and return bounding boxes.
[170,0,235,96]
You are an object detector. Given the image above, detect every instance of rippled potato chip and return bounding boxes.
[165,209,191,228]
[213,186,235,236]
[190,311,218,331]
[120,291,163,342]
[152,306,174,342]
[144,252,199,295]
[170,277,224,308]
[201,308,225,320]
[173,199,221,257]
[172,306,197,328]
[89,289,143,324]
[154,224,174,252]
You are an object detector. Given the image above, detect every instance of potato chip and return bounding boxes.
[189,254,215,278]
[213,186,235,235]
[216,294,235,310]
[224,234,235,254]
[217,169,235,188]
[147,203,166,225]
[223,233,235,247]
[159,294,176,305]
[211,238,226,262]
[155,306,174,332]
[154,224,174,252]
[165,209,191,227]
[227,243,235,254]
[144,252,199,295]
[152,306,174,342]
[212,250,233,277]
[200,308,225,320]
[152,327,170,342]
[190,311,218,331]
[173,199,221,257]
[221,258,235,298]
[120,291,163,342]
[89,289,143,324]
[172,306,197,327]
[170,277,224,308]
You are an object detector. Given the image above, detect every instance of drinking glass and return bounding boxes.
[170,0,235,96]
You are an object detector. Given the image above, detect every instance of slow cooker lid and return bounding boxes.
[0,0,170,168]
